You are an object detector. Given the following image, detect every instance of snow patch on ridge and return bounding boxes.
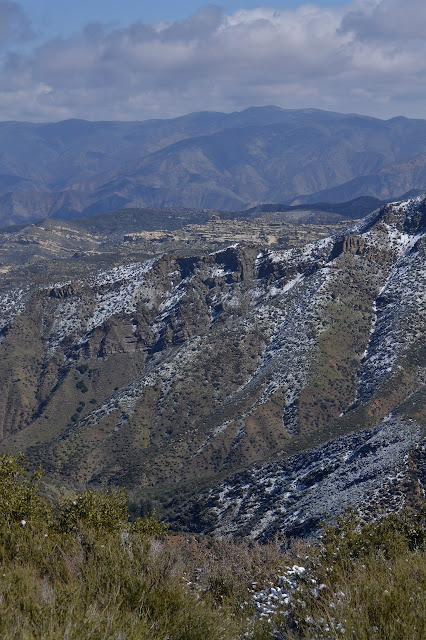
[357,236,425,401]
[43,258,159,355]
[84,258,157,336]
[0,286,29,335]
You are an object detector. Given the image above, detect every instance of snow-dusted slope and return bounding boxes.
[175,414,423,540]
[0,196,424,525]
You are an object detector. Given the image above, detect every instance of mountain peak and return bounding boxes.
[361,193,426,237]
[385,193,426,232]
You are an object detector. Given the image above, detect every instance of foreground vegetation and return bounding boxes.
[0,454,424,639]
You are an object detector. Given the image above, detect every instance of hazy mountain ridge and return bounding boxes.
[0,108,426,225]
[293,155,426,204]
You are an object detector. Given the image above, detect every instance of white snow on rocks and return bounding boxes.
[43,258,158,355]
[0,286,29,334]
[356,206,425,401]
[194,414,421,541]
[85,259,157,336]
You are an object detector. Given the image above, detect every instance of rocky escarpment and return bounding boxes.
[49,283,82,299]
[0,197,424,511]
[330,235,365,258]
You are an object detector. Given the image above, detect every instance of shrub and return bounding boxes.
[0,453,51,527]
[0,456,240,640]
[57,487,128,533]
[76,364,89,374]
[133,511,169,537]
[76,380,88,392]
[0,454,424,640]
[272,508,426,640]
[319,506,425,564]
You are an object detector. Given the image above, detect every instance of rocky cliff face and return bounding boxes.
[0,197,424,529]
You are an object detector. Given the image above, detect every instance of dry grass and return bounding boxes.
[0,454,424,639]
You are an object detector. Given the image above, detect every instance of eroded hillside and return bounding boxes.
[0,197,424,524]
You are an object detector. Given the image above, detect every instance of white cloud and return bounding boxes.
[0,1,425,121]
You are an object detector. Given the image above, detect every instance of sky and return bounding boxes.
[0,1,425,122]
[18,1,351,35]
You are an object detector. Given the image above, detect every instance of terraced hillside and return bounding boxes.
[0,197,424,528]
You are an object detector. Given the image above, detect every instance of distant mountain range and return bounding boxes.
[0,107,425,226]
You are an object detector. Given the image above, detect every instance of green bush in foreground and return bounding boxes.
[0,453,424,639]
[0,454,239,639]
[57,486,128,533]
[0,453,50,528]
